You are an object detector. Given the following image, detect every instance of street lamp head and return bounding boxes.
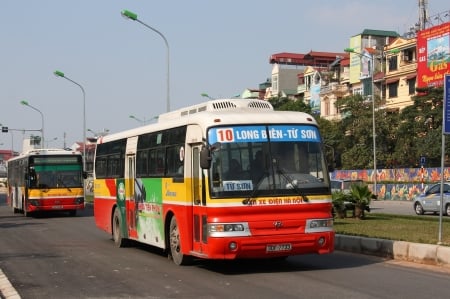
[121,9,138,21]
[201,93,214,100]
[344,48,356,53]
[20,100,29,106]
[54,70,65,78]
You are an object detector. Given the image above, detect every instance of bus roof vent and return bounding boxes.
[158,99,273,122]
[211,100,237,110]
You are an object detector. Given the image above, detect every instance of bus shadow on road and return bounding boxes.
[22,205,94,219]
[109,238,385,274]
[196,252,385,274]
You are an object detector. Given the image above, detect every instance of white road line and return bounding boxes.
[0,268,21,299]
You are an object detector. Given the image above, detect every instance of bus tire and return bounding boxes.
[12,207,19,214]
[22,198,30,217]
[112,208,128,247]
[169,216,192,266]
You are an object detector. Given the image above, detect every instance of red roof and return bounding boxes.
[269,51,349,67]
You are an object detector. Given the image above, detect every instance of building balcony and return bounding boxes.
[297,84,306,94]
[319,83,349,96]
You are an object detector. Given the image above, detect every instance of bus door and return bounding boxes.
[125,136,138,239]
[191,144,207,253]
[186,125,206,254]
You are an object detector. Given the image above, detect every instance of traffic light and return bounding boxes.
[1,126,8,133]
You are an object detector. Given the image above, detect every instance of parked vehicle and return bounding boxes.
[413,183,450,216]
[330,179,363,193]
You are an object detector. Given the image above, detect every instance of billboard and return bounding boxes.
[348,35,362,84]
[417,21,450,88]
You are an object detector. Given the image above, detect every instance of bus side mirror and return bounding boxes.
[200,146,211,169]
[83,171,87,179]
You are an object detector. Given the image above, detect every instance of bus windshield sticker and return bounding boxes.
[208,125,320,144]
[222,180,253,191]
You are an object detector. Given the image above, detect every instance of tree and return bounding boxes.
[269,86,447,169]
[394,86,445,167]
[349,183,373,219]
[316,117,344,168]
[335,95,375,169]
[269,97,311,113]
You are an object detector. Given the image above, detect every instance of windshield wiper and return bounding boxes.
[276,168,309,202]
[57,178,71,192]
[242,172,268,205]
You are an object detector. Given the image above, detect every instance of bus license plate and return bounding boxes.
[52,205,63,209]
[266,243,292,252]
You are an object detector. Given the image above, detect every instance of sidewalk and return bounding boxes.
[336,234,450,268]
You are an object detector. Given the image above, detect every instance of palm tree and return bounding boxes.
[349,183,373,219]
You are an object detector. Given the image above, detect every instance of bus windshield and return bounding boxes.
[29,156,83,189]
[207,124,329,198]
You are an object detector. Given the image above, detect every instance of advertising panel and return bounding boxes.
[417,21,450,88]
[348,35,362,84]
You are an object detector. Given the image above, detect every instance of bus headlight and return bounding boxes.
[208,222,251,237]
[305,219,333,233]
[29,200,40,206]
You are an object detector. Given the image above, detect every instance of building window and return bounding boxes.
[388,56,398,71]
[272,75,278,94]
[408,77,416,95]
[388,81,399,98]
[402,49,414,62]
[325,100,330,116]
[352,87,363,95]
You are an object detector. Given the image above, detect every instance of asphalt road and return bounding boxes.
[0,192,449,299]
[369,199,417,216]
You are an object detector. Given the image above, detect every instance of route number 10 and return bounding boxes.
[216,128,234,142]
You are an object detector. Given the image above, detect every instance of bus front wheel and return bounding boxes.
[112,208,128,247]
[169,216,191,266]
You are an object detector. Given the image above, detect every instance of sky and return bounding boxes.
[1,0,449,152]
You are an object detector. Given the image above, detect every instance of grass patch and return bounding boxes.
[334,213,450,246]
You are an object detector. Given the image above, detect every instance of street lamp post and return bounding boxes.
[121,9,170,112]
[20,100,45,149]
[54,70,86,170]
[87,128,109,138]
[129,115,159,125]
[129,115,145,125]
[344,48,377,195]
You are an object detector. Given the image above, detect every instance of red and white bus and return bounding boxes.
[94,99,334,265]
[7,149,85,216]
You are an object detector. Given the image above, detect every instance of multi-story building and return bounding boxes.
[319,56,350,120]
[266,51,349,115]
[263,19,449,120]
[346,29,400,108]
[383,37,418,112]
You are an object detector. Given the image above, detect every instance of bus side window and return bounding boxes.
[166,146,184,177]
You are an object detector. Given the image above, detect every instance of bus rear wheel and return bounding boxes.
[112,208,128,247]
[169,216,191,265]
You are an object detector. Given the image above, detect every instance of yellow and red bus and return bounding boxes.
[94,99,334,265]
[7,148,85,216]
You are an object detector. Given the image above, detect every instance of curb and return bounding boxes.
[0,269,20,299]
[336,234,450,268]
